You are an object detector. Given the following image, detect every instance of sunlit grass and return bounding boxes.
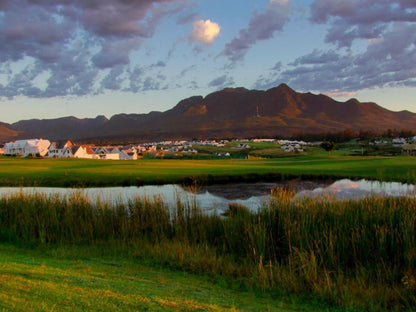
[1,244,300,312]
[0,156,415,187]
[1,190,416,311]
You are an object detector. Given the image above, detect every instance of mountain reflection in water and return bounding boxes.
[0,179,414,214]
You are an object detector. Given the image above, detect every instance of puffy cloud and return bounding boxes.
[222,0,291,62]
[92,38,141,69]
[310,0,416,47]
[0,0,185,98]
[255,0,416,94]
[255,24,416,92]
[191,19,220,44]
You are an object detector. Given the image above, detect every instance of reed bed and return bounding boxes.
[1,189,416,311]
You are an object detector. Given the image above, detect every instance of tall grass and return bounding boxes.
[1,189,416,311]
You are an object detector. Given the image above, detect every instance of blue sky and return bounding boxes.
[0,0,415,123]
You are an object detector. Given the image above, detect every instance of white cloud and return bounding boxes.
[191,19,220,44]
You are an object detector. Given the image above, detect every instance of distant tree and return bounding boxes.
[399,129,416,138]
[321,141,337,155]
[358,129,377,141]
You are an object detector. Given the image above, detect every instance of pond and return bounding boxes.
[0,179,415,214]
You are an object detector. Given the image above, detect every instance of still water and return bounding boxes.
[0,179,414,214]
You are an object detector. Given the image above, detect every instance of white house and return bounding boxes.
[4,139,51,157]
[73,145,97,159]
[393,138,407,146]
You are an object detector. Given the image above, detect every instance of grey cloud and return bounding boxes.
[124,66,167,93]
[255,23,416,93]
[179,65,196,77]
[271,62,282,72]
[142,76,161,91]
[290,49,340,66]
[311,0,416,24]
[0,3,75,63]
[92,38,141,69]
[222,0,291,62]
[208,75,234,88]
[0,0,185,98]
[254,0,416,94]
[151,61,166,68]
[102,66,125,91]
[324,21,387,48]
[310,0,416,47]
[42,49,99,97]
[127,66,145,93]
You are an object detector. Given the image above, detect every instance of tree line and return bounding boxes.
[289,128,416,143]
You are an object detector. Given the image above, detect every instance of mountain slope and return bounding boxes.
[0,122,21,141]
[2,84,415,142]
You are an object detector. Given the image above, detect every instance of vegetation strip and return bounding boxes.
[1,190,416,311]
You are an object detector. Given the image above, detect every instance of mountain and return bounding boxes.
[1,84,416,143]
[0,122,21,141]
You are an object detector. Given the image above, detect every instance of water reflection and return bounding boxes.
[294,179,416,201]
[0,179,414,213]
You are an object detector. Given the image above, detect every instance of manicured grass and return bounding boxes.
[0,244,309,312]
[0,155,415,187]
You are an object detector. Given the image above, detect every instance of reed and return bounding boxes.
[1,189,415,311]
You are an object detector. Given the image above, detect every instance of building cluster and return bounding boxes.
[278,140,308,153]
[1,139,140,160]
[2,136,414,159]
[0,138,229,159]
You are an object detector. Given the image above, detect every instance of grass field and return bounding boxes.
[0,155,416,187]
[1,155,416,311]
[1,244,318,312]
[1,190,416,311]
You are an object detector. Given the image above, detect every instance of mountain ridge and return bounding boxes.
[1,84,415,143]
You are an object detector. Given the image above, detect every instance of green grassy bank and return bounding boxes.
[1,244,312,312]
[0,155,416,187]
[1,190,416,311]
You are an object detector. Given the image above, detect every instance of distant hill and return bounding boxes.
[1,84,415,143]
[0,122,21,142]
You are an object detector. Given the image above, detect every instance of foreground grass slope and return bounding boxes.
[1,191,416,311]
[0,155,415,187]
[1,244,309,312]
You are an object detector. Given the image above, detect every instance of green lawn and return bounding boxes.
[0,155,415,186]
[0,244,323,312]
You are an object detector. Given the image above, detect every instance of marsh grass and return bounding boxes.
[1,189,416,311]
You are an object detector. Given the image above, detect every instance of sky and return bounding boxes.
[0,0,415,124]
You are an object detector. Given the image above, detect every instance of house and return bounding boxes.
[393,138,407,146]
[46,140,76,158]
[73,145,97,159]
[120,147,138,160]
[46,141,65,158]
[4,139,51,157]
[92,146,126,160]
[60,145,78,158]
[0,144,4,155]
[231,143,250,149]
